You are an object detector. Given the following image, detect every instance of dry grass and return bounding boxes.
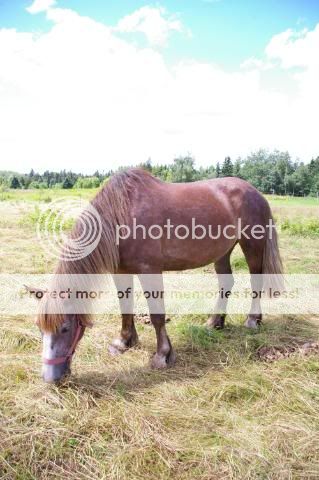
[0,193,319,479]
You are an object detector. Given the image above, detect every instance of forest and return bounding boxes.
[1,149,319,196]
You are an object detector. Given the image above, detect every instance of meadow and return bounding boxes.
[0,189,319,479]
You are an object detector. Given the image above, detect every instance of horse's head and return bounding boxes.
[27,286,90,383]
[40,314,86,383]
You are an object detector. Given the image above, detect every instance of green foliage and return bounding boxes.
[10,176,21,189]
[28,181,48,189]
[171,156,196,182]
[21,206,75,231]
[280,218,319,236]
[239,150,319,195]
[177,322,222,349]
[221,156,233,177]
[1,150,319,196]
[62,177,74,189]
[74,176,101,188]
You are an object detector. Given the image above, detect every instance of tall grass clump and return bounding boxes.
[20,205,75,232]
[280,218,319,236]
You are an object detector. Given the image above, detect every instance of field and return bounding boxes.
[0,189,319,479]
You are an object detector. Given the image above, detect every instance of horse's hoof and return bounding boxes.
[150,349,176,369]
[108,334,139,356]
[245,316,261,329]
[207,315,225,329]
[108,338,127,356]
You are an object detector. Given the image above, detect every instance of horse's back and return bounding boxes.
[131,174,267,221]
[117,173,270,272]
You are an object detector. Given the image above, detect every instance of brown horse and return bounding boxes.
[34,169,283,383]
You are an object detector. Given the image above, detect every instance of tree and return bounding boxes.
[171,156,196,182]
[139,158,152,172]
[10,176,21,189]
[233,159,241,178]
[221,157,233,177]
[2,149,318,195]
[62,177,74,189]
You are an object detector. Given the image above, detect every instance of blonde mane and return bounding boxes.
[37,168,158,332]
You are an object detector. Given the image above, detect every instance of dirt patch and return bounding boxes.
[257,341,319,362]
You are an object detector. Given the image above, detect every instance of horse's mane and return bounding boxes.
[37,168,159,332]
[56,168,158,275]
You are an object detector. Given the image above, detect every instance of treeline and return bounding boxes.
[1,150,319,196]
[0,169,102,190]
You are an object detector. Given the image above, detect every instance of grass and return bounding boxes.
[280,218,319,236]
[266,194,319,207]
[20,205,75,232]
[0,190,319,479]
[1,189,319,205]
[0,188,97,203]
[1,314,319,479]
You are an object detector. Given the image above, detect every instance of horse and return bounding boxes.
[31,168,283,383]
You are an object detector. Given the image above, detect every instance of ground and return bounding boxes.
[0,189,318,479]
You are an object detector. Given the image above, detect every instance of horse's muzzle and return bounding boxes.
[42,361,71,384]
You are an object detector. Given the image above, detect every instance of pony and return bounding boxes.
[31,169,283,383]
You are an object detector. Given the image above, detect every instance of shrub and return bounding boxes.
[20,206,75,232]
[280,218,319,236]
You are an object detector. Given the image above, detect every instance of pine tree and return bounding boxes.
[62,177,73,189]
[10,176,21,189]
[221,157,233,177]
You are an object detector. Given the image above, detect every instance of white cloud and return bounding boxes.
[115,6,183,47]
[26,0,56,14]
[265,25,319,69]
[240,57,274,71]
[267,26,319,147]
[0,5,318,174]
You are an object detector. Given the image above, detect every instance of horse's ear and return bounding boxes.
[24,285,47,300]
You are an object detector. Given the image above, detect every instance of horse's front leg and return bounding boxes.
[139,273,176,369]
[109,274,139,355]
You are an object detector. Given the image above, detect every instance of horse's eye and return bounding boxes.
[61,326,69,334]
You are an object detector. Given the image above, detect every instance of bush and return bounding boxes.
[29,181,48,189]
[74,177,101,188]
[280,218,319,236]
[20,206,75,231]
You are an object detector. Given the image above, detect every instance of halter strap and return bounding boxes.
[43,319,84,365]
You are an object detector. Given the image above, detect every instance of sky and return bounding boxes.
[0,0,319,173]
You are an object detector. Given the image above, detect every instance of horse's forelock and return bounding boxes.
[36,295,65,333]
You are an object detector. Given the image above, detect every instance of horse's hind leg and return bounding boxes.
[239,238,264,329]
[109,274,139,355]
[139,273,176,369]
[207,248,235,329]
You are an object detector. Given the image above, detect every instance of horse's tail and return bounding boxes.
[262,215,284,296]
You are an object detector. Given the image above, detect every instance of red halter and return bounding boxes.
[43,318,85,366]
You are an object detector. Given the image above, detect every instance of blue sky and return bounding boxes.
[1,0,319,68]
[0,0,319,172]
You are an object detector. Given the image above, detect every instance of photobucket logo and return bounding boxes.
[116,218,276,244]
[36,197,102,261]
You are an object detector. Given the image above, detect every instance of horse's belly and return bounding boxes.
[161,236,236,270]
